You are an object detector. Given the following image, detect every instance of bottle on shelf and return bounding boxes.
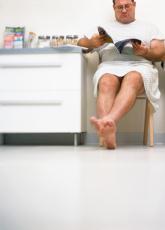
[37,35,50,48]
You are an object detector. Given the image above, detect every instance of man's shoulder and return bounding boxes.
[134,20,158,28]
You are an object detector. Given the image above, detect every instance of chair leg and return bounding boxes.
[143,99,154,146]
[148,101,154,147]
[143,99,149,145]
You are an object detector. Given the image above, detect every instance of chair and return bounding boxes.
[137,95,154,147]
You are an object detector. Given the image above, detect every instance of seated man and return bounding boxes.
[78,0,164,149]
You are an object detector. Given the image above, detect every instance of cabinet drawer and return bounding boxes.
[0,91,86,133]
[0,90,72,105]
[0,53,83,91]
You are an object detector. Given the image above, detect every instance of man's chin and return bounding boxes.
[119,18,135,24]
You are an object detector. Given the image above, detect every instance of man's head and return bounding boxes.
[113,0,136,24]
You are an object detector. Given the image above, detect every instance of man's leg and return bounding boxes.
[90,73,121,145]
[96,74,121,117]
[92,71,144,149]
[105,71,144,123]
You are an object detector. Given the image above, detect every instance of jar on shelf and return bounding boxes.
[73,35,79,45]
[37,35,50,48]
[66,35,79,45]
[51,36,59,47]
[45,36,50,47]
[66,35,72,45]
[58,35,65,46]
[37,36,44,48]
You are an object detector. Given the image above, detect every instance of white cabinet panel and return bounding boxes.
[0,92,83,132]
[0,53,82,91]
[0,51,87,137]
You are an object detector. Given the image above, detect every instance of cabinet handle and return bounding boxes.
[0,100,63,105]
[0,63,62,68]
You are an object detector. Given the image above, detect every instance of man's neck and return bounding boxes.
[117,18,136,24]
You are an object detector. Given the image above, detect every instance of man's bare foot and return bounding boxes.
[90,116,117,149]
[90,116,101,132]
[90,116,105,147]
[100,119,117,149]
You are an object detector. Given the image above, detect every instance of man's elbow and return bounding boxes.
[150,39,165,60]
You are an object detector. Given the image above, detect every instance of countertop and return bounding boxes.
[0,46,85,55]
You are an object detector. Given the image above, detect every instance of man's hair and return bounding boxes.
[113,0,134,4]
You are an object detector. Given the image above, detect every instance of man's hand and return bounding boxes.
[89,33,107,48]
[132,42,149,57]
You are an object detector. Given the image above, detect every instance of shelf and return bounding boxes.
[0,46,85,55]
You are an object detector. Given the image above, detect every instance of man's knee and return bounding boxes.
[123,71,144,91]
[98,74,120,93]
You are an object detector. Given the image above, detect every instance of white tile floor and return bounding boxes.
[0,145,165,230]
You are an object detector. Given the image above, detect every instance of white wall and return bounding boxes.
[0,0,165,139]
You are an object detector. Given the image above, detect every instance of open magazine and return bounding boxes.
[83,26,141,53]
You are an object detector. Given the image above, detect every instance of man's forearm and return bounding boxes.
[144,40,165,61]
[143,48,165,61]
[77,37,93,49]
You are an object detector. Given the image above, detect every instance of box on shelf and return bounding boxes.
[3,26,25,49]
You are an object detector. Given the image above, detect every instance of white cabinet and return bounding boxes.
[0,48,87,145]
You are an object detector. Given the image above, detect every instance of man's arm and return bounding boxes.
[132,39,165,61]
[77,34,107,49]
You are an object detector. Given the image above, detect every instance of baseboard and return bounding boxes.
[84,132,165,145]
[1,132,165,145]
[2,133,81,145]
[0,134,4,144]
